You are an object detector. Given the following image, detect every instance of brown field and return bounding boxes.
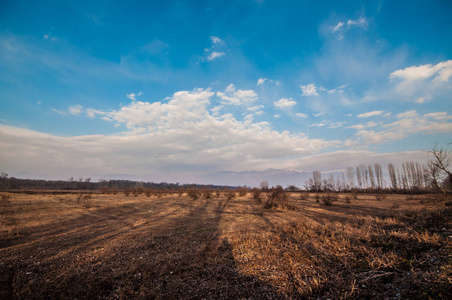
[1,191,451,299]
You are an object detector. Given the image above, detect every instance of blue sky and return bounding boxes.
[1,0,451,182]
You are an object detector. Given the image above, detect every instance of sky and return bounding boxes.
[1,0,451,183]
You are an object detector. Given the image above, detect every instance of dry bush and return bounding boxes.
[345,195,352,203]
[321,193,338,206]
[187,189,200,201]
[238,187,248,197]
[202,189,213,199]
[251,188,262,202]
[226,190,236,200]
[299,192,309,200]
[314,194,320,203]
[264,185,287,209]
[375,194,386,201]
[144,189,153,197]
[123,189,131,196]
[352,193,358,200]
[99,186,109,194]
[215,190,221,198]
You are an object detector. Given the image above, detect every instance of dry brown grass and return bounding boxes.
[0,192,451,299]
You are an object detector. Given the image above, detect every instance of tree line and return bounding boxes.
[304,146,452,193]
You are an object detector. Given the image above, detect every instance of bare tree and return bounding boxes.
[313,171,322,192]
[374,163,383,190]
[368,165,376,190]
[356,166,363,189]
[427,145,452,193]
[346,167,354,189]
[388,163,398,190]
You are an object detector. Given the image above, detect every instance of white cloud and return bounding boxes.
[329,17,368,39]
[68,105,83,116]
[207,51,225,61]
[0,89,341,178]
[347,17,368,29]
[274,114,281,118]
[349,110,452,145]
[85,108,103,119]
[126,92,142,101]
[396,110,417,118]
[300,83,319,96]
[357,110,383,118]
[389,60,452,102]
[390,60,452,82]
[257,78,267,85]
[328,122,346,129]
[216,84,258,106]
[210,36,225,45]
[331,22,344,33]
[257,78,280,86]
[204,36,227,61]
[248,105,264,112]
[295,113,308,118]
[274,98,296,109]
[425,112,452,121]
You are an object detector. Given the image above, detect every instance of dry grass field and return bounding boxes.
[1,191,451,299]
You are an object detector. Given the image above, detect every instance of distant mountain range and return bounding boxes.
[199,169,316,188]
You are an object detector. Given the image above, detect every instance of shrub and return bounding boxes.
[321,193,338,206]
[264,185,287,209]
[345,195,352,203]
[315,195,320,203]
[203,189,213,199]
[215,190,221,198]
[251,188,262,202]
[144,189,153,197]
[226,190,236,201]
[299,193,309,200]
[187,189,200,201]
[375,194,386,201]
[123,189,131,197]
[238,187,248,197]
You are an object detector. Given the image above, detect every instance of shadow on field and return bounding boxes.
[0,196,285,299]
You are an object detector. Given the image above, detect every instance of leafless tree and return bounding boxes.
[374,163,383,190]
[368,165,376,190]
[388,163,397,190]
[427,145,452,193]
[313,170,322,192]
[346,167,354,189]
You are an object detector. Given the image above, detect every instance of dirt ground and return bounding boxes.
[1,191,451,299]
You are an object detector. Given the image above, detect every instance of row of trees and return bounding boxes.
[304,146,451,193]
[0,174,234,192]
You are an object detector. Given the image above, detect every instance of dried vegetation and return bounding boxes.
[0,191,451,299]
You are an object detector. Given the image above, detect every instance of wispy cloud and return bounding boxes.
[216,84,258,105]
[300,83,319,96]
[274,98,296,109]
[203,36,227,61]
[126,92,142,101]
[295,113,308,118]
[68,105,83,116]
[207,51,225,61]
[257,77,281,86]
[357,110,384,118]
[350,110,452,145]
[330,17,368,39]
[389,60,452,102]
